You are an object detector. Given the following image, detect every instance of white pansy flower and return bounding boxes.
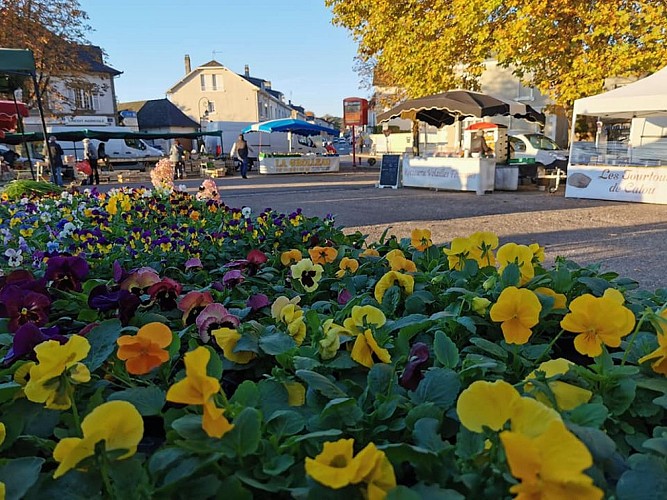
[5,248,23,267]
[241,207,252,218]
[61,191,70,199]
[141,189,153,198]
[20,197,29,205]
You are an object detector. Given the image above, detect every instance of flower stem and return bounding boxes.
[99,451,114,498]
[69,388,82,437]
[621,311,649,366]
[535,329,565,364]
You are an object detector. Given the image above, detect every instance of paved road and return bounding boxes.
[103,157,667,291]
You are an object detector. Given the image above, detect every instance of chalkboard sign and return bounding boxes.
[378,154,401,189]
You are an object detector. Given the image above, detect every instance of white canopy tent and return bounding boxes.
[571,66,667,120]
[566,66,667,205]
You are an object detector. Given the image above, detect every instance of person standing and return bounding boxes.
[230,134,253,178]
[170,140,185,180]
[83,138,99,185]
[47,136,64,186]
[97,140,110,171]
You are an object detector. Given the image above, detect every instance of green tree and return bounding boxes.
[325,0,667,112]
[0,0,92,106]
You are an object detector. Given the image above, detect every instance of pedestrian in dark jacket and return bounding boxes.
[47,136,64,186]
[83,138,99,185]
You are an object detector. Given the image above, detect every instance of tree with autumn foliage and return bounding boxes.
[325,0,667,113]
[0,0,93,106]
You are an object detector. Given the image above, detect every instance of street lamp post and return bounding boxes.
[198,97,210,153]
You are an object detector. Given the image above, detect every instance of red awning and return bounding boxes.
[466,122,500,131]
[0,100,29,133]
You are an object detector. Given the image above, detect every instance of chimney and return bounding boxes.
[185,54,191,74]
[244,65,250,77]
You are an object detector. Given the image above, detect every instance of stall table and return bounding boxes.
[402,156,496,194]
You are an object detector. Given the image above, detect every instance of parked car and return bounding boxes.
[509,132,569,166]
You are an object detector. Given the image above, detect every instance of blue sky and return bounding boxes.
[78,0,365,117]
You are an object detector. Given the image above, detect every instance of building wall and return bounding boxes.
[168,67,261,123]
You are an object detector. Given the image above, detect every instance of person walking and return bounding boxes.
[230,134,253,178]
[170,140,185,180]
[83,138,99,185]
[97,140,110,171]
[47,136,64,186]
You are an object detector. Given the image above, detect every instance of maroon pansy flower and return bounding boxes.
[45,255,90,292]
[2,286,52,333]
[120,267,161,295]
[177,291,214,326]
[337,289,353,306]
[222,270,244,288]
[399,342,430,391]
[148,278,183,310]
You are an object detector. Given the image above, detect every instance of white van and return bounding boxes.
[48,126,164,171]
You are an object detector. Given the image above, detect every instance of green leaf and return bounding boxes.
[230,380,260,407]
[320,398,364,427]
[171,414,208,440]
[387,314,430,333]
[262,454,295,476]
[577,277,613,296]
[406,403,444,430]
[284,429,343,445]
[149,448,191,476]
[469,338,508,360]
[296,369,348,399]
[433,331,459,369]
[83,319,122,371]
[410,368,461,410]
[25,469,102,499]
[455,427,485,459]
[569,423,617,461]
[566,403,609,428]
[266,410,305,438]
[617,454,667,500]
[367,363,395,396]
[107,386,165,416]
[413,418,447,452]
[216,477,253,500]
[0,457,44,500]
[381,286,402,315]
[0,381,21,404]
[456,316,477,334]
[501,263,520,287]
[379,443,437,468]
[605,378,637,416]
[387,486,422,500]
[259,330,296,355]
[223,407,261,457]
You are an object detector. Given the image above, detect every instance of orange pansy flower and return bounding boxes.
[308,246,338,265]
[117,322,173,375]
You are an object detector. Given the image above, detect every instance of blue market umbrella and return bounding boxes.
[242,119,338,136]
[242,119,338,152]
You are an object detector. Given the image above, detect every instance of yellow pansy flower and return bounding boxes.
[471,297,491,316]
[561,288,635,357]
[496,242,536,284]
[525,358,593,410]
[529,242,546,263]
[166,347,234,438]
[384,249,405,263]
[500,421,603,500]
[280,249,303,266]
[0,422,5,446]
[343,305,387,336]
[410,228,432,252]
[490,287,542,345]
[52,401,143,479]
[638,309,667,375]
[335,257,360,278]
[283,381,306,407]
[351,329,391,368]
[213,328,257,365]
[360,248,380,258]
[25,335,91,410]
[388,255,417,273]
[319,320,344,360]
[443,237,473,271]
[456,380,561,438]
[271,296,301,320]
[364,446,397,500]
[374,271,415,304]
[469,231,499,267]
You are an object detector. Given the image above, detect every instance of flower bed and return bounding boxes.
[0,185,666,499]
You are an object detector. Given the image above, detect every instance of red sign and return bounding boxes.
[343,97,368,127]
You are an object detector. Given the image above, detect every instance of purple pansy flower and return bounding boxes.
[247,293,270,311]
[195,303,241,343]
[88,285,141,325]
[222,269,244,288]
[45,255,90,292]
[2,286,52,333]
[3,323,67,364]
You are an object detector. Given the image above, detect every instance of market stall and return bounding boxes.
[566,66,667,204]
[377,90,544,193]
[241,119,340,175]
